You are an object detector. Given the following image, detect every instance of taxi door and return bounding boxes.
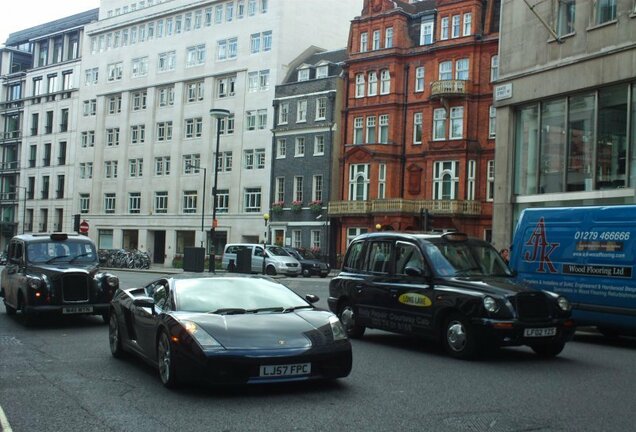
[370,240,435,336]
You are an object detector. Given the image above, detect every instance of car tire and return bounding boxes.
[109,312,125,358]
[157,331,179,388]
[302,269,311,277]
[266,266,277,276]
[338,302,365,338]
[4,300,16,316]
[18,294,33,326]
[531,340,565,358]
[442,313,478,360]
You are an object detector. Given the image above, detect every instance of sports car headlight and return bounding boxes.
[483,296,500,313]
[557,296,571,312]
[182,320,224,350]
[329,315,347,341]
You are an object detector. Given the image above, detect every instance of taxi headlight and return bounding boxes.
[483,296,500,313]
[329,315,347,341]
[106,275,119,287]
[28,276,42,290]
[182,320,224,351]
[557,296,571,312]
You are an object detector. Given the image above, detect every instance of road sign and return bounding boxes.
[79,220,89,234]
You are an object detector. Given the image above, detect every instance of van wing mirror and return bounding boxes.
[405,266,426,277]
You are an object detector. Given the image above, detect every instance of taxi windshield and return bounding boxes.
[425,240,511,277]
[27,240,98,264]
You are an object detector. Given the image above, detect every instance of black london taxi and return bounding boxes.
[0,233,119,324]
[328,232,575,359]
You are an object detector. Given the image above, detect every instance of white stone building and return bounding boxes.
[76,0,361,266]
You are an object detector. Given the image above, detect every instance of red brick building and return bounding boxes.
[329,0,500,256]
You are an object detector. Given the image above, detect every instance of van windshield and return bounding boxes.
[266,246,290,257]
[425,240,511,277]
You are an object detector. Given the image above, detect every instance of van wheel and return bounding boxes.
[338,302,365,338]
[531,340,565,358]
[442,313,477,359]
[266,266,277,276]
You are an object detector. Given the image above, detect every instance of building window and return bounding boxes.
[379,115,389,144]
[385,27,393,48]
[420,18,434,45]
[433,108,447,141]
[85,68,98,85]
[440,17,449,40]
[108,94,122,114]
[380,69,390,94]
[258,109,267,129]
[216,189,229,213]
[129,158,143,177]
[244,150,255,169]
[489,106,496,138]
[467,160,476,200]
[292,230,302,248]
[313,175,323,202]
[349,164,370,201]
[154,192,168,213]
[433,161,459,200]
[450,107,464,139]
[80,194,90,213]
[184,117,203,138]
[104,161,118,178]
[294,176,303,203]
[131,90,147,111]
[487,160,495,201]
[256,149,265,169]
[311,231,321,251]
[275,177,285,203]
[106,128,120,146]
[295,137,305,157]
[316,97,327,120]
[276,139,286,158]
[183,191,198,214]
[355,73,365,98]
[217,75,236,98]
[556,1,575,36]
[83,99,96,116]
[131,57,148,77]
[81,131,95,147]
[452,15,461,38]
[415,67,425,92]
[278,102,289,124]
[491,55,499,82]
[157,121,173,141]
[186,44,206,67]
[439,61,452,80]
[593,0,616,25]
[455,58,469,80]
[250,33,261,53]
[107,62,123,81]
[220,115,235,135]
[316,65,328,79]
[104,194,116,214]
[463,13,472,36]
[372,30,381,50]
[185,81,204,102]
[314,135,325,155]
[246,111,256,130]
[378,163,386,199]
[131,125,146,144]
[158,51,176,72]
[297,100,307,122]
[79,163,93,179]
[360,32,368,52]
[129,192,141,214]
[244,188,261,213]
[414,112,423,144]
[183,154,201,174]
[354,117,364,144]
[368,72,378,96]
[155,156,171,176]
[366,116,377,144]
[158,86,175,106]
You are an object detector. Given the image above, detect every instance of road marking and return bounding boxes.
[0,405,12,432]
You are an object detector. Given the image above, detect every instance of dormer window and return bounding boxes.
[298,68,310,81]
[316,65,328,79]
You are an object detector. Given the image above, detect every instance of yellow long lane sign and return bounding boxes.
[398,293,432,307]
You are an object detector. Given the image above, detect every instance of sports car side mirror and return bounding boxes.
[305,294,319,304]
[133,296,155,310]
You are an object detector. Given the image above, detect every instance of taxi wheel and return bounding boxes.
[338,302,365,338]
[18,295,33,326]
[157,331,179,389]
[442,313,477,360]
[530,340,565,358]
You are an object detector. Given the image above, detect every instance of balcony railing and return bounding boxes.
[430,80,469,98]
[328,198,481,217]
[0,131,22,141]
[0,161,20,172]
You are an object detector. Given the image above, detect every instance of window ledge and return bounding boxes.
[548,32,575,44]
[586,19,617,32]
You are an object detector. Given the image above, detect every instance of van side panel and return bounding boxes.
[510,206,636,332]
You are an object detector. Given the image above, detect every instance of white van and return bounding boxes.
[221,243,301,277]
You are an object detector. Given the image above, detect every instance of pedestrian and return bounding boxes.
[499,248,509,264]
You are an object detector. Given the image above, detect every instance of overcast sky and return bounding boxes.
[0,0,100,46]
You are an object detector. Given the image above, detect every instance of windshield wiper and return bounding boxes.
[46,255,69,264]
[69,253,92,263]
[282,305,314,313]
[246,307,284,313]
[208,308,247,315]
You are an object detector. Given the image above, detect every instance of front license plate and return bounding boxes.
[62,306,93,314]
[259,363,311,377]
[524,327,557,337]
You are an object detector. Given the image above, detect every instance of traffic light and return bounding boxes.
[73,214,81,232]
[420,209,433,232]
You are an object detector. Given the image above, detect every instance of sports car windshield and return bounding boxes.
[175,277,311,313]
[425,240,512,277]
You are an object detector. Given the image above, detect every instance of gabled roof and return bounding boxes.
[5,8,98,46]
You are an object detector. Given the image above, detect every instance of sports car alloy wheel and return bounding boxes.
[443,313,477,359]
[338,303,365,338]
[109,313,124,358]
[157,332,178,388]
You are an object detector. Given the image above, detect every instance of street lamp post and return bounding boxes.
[209,108,231,273]
[262,213,269,274]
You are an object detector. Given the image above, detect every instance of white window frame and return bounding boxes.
[433,108,447,141]
[378,163,386,199]
[413,112,423,144]
[415,66,425,92]
[487,160,495,202]
[348,164,370,201]
[450,106,464,140]
[295,137,305,157]
[380,69,390,95]
[314,135,325,155]
[467,160,476,201]
[440,17,449,40]
[368,72,378,96]
[433,160,459,200]
[489,106,496,138]
[463,13,472,36]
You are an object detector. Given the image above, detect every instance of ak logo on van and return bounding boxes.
[524,217,559,273]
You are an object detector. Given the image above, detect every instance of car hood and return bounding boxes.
[176,311,330,350]
[439,276,533,297]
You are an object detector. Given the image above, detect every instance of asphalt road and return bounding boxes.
[1,271,635,432]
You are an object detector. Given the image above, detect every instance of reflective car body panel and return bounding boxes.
[283,247,330,278]
[110,275,352,386]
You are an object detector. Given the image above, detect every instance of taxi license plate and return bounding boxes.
[524,327,557,337]
[259,363,311,377]
[62,306,93,314]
